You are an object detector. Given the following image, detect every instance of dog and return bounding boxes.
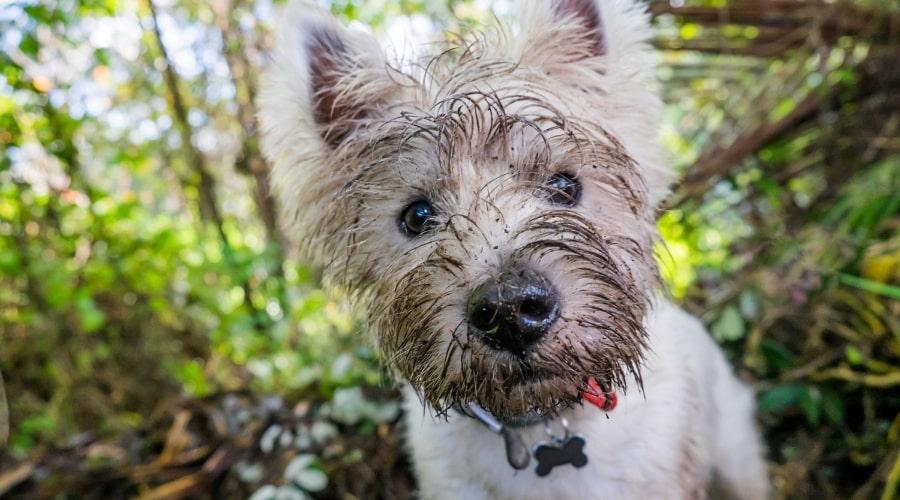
[259,0,769,498]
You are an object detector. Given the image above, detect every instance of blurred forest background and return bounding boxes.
[1,0,898,498]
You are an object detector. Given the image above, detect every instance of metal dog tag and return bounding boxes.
[533,434,588,476]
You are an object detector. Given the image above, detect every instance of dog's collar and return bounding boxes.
[457,405,548,428]
[456,383,617,476]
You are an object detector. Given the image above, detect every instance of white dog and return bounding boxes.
[259,0,769,498]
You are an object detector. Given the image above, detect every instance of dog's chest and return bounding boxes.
[403,302,716,499]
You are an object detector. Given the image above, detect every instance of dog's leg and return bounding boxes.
[417,479,493,500]
[708,347,770,500]
[656,303,770,499]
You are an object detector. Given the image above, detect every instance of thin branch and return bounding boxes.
[678,92,822,198]
[146,0,267,331]
[0,367,8,447]
[212,0,284,249]
[147,0,222,227]
[809,367,900,388]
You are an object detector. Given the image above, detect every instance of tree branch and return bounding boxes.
[212,0,284,249]
[146,0,266,330]
[147,0,222,227]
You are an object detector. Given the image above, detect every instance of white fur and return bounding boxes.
[405,299,769,500]
[259,0,769,497]
[259,0,673,248]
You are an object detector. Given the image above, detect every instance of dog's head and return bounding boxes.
[260,0,671,422]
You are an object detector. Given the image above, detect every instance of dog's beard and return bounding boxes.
[371,211,655,423]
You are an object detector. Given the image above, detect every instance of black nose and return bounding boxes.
[467,268,560,354]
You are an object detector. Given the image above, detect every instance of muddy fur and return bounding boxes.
[260,1,770,498]
[260,0,666,423]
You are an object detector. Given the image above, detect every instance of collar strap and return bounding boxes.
[455,383,618,474]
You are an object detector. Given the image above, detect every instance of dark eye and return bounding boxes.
[547,172,581,206]
[399,200,436,236]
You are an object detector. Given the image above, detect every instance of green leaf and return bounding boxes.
[679,23,701,41]
[174,359,209,396]
[76,295,106,333]
[711,306,745,341]
[821,389,845,426]
[758,383,804,414]
[0,249,22,273]
[845,346,864,366]
[838,273,900,299]
[18,34,40,58]
[798,386,821,426]
[760,340,795,373]
[770,98,797,122]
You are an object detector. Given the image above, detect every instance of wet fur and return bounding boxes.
[259,0,768,498]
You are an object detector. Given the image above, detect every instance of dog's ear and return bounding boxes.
[513,0,655,83]
[551,0,606,58]
[513,0,670,206]
[259,1,402,150]
[259,1,414,256]
[304,23,369,148]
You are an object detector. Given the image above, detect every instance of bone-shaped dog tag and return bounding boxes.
[533,434,588,476]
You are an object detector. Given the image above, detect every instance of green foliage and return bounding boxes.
[0,0,379,459]
[655,1,900,489]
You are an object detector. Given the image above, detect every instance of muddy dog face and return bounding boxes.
[260,0,670,422]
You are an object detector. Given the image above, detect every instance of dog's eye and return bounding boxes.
[399,200,436,236]
[547,172,581,206]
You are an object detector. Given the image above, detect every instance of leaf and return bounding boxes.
[274,485,309,500]
[309,421,338,445]
[175,360,209,396]
[821,389,845,426]
[284,454,314,476]
[44,272,74,308]
[712,306,745,341]
[18,34,39,58]
[760,340,795,373]
[292,470,327,493]
[838,273,900,299]
[845,346,864,365]
[739,290,760,319]
[758,383,804,414]
[259,425,283,454]
[798,386,821,426]
[285,455,326,492]
[76,295,106,333]
[328,387,370,425]
[770,98,797,122]
[234,461,265,484]
[0,249,21,273]
[330,353,353,380]
[371,401,400,423]
[680,23,701,40]
[248,485,277,500]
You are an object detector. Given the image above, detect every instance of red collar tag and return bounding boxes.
[582,377,617,412]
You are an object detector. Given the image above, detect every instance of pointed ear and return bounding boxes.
[259,1,401,150]
[304,24,368,147]
[516,0,654,80]
[515,0,669,206]
[551,0,606,57]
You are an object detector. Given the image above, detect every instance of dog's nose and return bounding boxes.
[467,268,560,354]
